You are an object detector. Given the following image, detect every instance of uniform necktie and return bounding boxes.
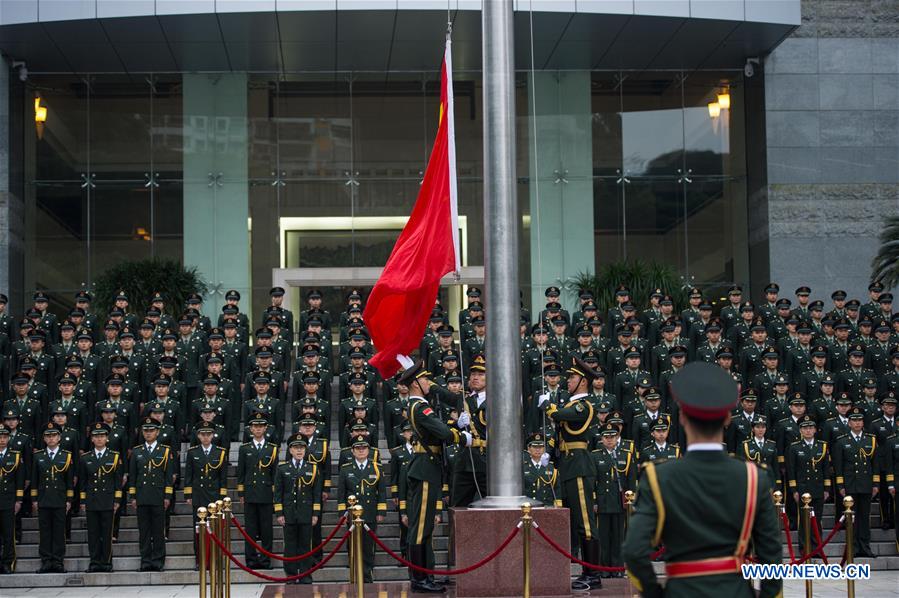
[48,450,55,460]
[96,450,103,459]
[204,448,210,457]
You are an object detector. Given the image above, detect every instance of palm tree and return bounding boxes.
[871,216,899,289]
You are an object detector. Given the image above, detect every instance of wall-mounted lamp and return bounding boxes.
[34,96,47,139]
[717,92,731,110]
[707,101,721,118]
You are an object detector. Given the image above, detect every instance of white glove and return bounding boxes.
[539,453,550,467]
[537,393,550,407]
[461,431,473,447]
[457,412,471,429]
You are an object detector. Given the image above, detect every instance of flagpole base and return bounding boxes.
[468,495,530,509]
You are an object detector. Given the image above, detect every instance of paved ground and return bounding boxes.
[3,573,899,597]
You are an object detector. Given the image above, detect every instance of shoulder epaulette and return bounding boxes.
[340,462,353,468]
[790,440,801,445]
[241,441,252,446]
[278,460,287,465]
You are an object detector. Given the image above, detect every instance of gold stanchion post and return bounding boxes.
[624,490,635,531]
[352,504,365,598]
[346,495,358,584]
[208,502,219,598]
[222,497,232,598]
[216,500,225,598]
[844,496,855,598]
[521,503,532,598]
[198,507,208,598]
[801,493,812,598]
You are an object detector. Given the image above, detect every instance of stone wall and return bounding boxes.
[765,0,899,300]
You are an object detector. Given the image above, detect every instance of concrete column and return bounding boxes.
[182,73,250,319]
[528,71,594,314]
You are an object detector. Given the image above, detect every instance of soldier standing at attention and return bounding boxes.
[32,422,74,573]
[622,362,782,598]
[183,421,229,568]
[337,438,386,583]
[274,434,322,584]
[833,406,880,557]
[786,415,831,555]
[0,422,24,573]
[79,422,123,572]
[541,356,603,591]
[522,432,560,507]
[397,360,463,594]
[129,417,175,572]
[593,422,635,577]
[237,412,279,569]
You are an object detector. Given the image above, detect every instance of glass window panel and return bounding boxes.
[591,73,623,177]
[89,76,150,181]
[90,182,152,277]
[623,177,685,272]
[33,76,89,181]
[154,180,184,261]
[621,74,684,177]
[278,76,351,178]
[248,78,277,180]
[683,73,745,176]
[152,76,184,180]
[593,177,624,269]
[353,76,428,178]
[249,182,279,320]
[684,176,748,287]
[33,183,88,292]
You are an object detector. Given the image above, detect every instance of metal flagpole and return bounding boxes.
[472,0,525,508]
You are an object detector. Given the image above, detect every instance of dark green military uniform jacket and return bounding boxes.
[638,442,680,467]
[631,412,671,453]
[128,443,176,505]
[31,449,75,507]
[48,397,87,440]
[786,439,831,499]
[189,423,228,449]
[833,432,880,494]
[592,448,636,513]
[523,458,560,507]
[184,444,229,508]
[739,438,779,491]
[389,444,414,502]
[622,450,782,598]
[407,396,461,486]
[775,416,802,463]
[275,458,322,523]
[237,440,279,503]
[79,449,124,510]
[336,459,387,518]
[545,393,595,481]
[0,449,25,508]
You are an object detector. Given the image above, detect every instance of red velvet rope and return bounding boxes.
[207,525,350,582]
[794,516,843,565]
[534,524,632,572]
[780,510,796,563]
[366,525,519,575]
[230,513,347,562]
[809,514,829,564]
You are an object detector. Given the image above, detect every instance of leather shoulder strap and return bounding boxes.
[735,461,759,559]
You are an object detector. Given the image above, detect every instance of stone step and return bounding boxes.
[12,535,448,559]
[0,565,414,588]
[19,522,443,545]
[8,550,448,573]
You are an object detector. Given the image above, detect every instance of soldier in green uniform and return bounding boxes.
[638,420,680,466]
[522,432,560,507]
[242,372,283,445]
[541,356,602,591]
[184,421,229,569]
[129,417,176,571]
[389,422,415,560]
[79,422,123,572]
[725,390,760,456]
[0,422,24,573]
[337,438,386,582]
[776,393,807,527]
[785,414,831,554]
[4,370,42,441]
[274,434,322,583]
[32,422,74,573]
[296,416,330,563]
[451,355,488,507]
[5,408,32,545]
[593,422,636,577]
[237,412,279,569]
[739,417,779,493]
[622,362,782,598]
[397,360,463,593]
[833,406,880,557]
[630,389,669,452]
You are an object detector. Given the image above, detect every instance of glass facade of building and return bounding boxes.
[21,68,747,320]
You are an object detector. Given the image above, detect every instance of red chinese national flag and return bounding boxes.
[365,38,460,379]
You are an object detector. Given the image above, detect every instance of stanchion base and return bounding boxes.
[452,506,571,597]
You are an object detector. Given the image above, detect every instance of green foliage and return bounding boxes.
[92,259,208,316]
[871,216,899,290]
[567,260,690,312]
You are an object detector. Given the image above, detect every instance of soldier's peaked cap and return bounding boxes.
[668,362,739,421]
[396,359,431,387]
[567,355,599,382]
